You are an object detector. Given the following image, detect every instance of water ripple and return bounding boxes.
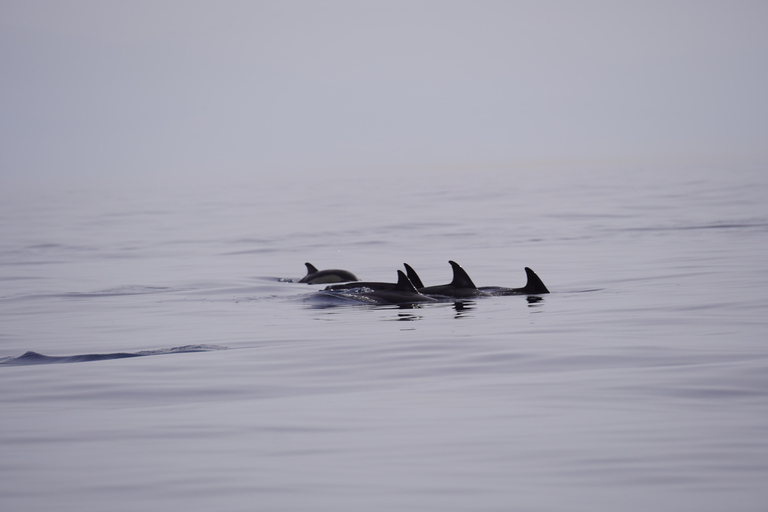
[0,345,228,367]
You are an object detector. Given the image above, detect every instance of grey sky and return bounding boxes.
[2,0,767,179]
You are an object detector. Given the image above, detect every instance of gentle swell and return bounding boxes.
[0,345,228,367]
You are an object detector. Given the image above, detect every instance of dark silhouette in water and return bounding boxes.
[299,262,360,284]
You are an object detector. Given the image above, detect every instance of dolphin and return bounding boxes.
[478,267,549,295]
[324,263,422,292]
[417,260,489,298]
[408,261,550,297]
[298,262,360,284]
[322,270,437,305]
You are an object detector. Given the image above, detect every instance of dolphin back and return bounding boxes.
[404,263,425,289]
[520,267,549,294]
[299,262,359,284]
[393,270,419,293]
[448,260,477,289]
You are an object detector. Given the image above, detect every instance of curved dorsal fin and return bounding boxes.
[521,267,549,294]
[304,262,319,274]
[404,263,424,289]
[448,261,477,289]
[393,270,419,293]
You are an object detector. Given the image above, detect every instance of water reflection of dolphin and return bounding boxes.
[321,270,436,305]
[411,261,549,298]
[299,262,360,284]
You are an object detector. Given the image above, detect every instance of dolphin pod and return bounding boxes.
[313,261,549,304]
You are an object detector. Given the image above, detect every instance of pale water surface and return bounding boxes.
[1,163,767,511]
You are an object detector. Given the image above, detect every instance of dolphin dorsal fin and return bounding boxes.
[521,267,549,294]
[448,261,477,289]
[304,262,319,274]
[404,263,424,289]
[393,270,419,293]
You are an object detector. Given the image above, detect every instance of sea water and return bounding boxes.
[1,162,767,511]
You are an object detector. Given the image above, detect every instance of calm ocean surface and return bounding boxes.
[1,163,767,511]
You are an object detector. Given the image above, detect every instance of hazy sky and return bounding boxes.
[2,0,767,180]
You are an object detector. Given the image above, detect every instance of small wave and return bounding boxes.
[62,286,174,298]
[627,221,768,232]
[0,345,228,367]
[136,345,228,356]
[221,248,279,256]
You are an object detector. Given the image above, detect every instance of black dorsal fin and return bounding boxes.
[448,261,477,289]
[521,267,549,294]
[393,270,419,293]
[404,263,424,289]
[304,262,319,274]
